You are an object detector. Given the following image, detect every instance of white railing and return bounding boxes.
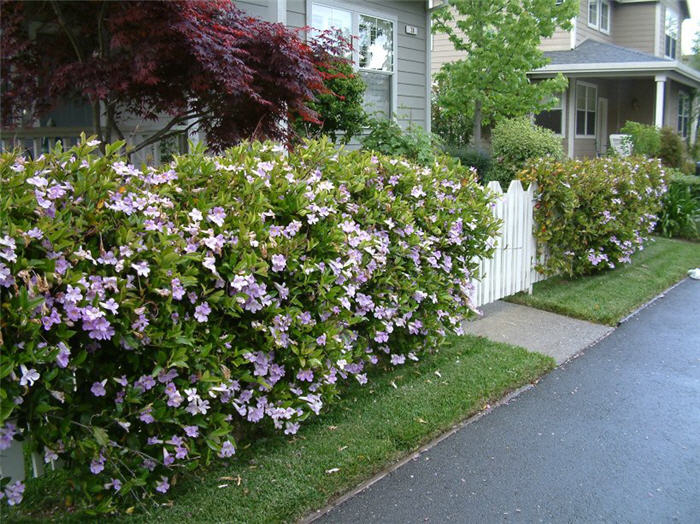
[472,180,547,307]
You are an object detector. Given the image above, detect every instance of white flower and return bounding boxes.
[19,365,40,387]
[189,208,203,222]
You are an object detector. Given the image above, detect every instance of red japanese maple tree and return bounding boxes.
[0,0,330,152]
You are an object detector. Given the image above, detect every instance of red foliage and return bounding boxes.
[0,0,330,150]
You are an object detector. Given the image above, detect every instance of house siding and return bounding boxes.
[576,0,614,46]
[612,3,656,54]
[540,28,572,52]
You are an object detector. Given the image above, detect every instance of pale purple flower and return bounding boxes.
[44,447,59,463]
[296,369,314,382]
[218,440,236,458]
[194,302,211,322]
[374,331,389,343]
[99,298,119,314]
[27,227,43,239]
[284,422,300,435]
[390,354,406,366]
[131,261,150,277]
[271,254,286,272]
[105,478,122,492]
[189,208,203,222]
[0,422,18,450]
[184,425,199,438]
[90,454,106,474]
[139,408,155,424]
[171,278,185,300]
[316,334,327,346]
[26,175,48,187]
[4,480,25,506]
[19,365,40,387]
[90,380,107,397]
[155,476,170,493]
[207,206,226,227]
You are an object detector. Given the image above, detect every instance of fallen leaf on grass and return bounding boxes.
[390,381,397,389]
[328,425,338,431]
[338,445,348,451]
[218,484,229,489]
[417,418,428,424]
[326,468,340,474]
[434,370,442,378]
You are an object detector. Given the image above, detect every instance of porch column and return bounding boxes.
[567,83,576,158]
[654,75,666,128]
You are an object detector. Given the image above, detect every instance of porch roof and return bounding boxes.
[530,40,700,88]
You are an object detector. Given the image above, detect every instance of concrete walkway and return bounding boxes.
[463,300,613,364]
[315,278,700,523]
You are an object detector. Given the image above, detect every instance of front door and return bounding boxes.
[597,97,609,156]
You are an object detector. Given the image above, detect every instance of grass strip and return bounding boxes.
[507,237,700,325]
[6,336,553,523]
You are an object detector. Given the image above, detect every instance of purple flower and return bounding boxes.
[27,227,43,239]
[19,365,40,387]
[184,425,199,438]
[390,354,406,366]
[134,374,156,392]
[90,453,106,474]
[207,206,226,227]
[139,407,155,424]
[171,278,185,300]
[131,261,150,277]
[90,380,107,397]
[316,334,327,346]
[218,440,236,458]
[0,422,18,450]
[105,478,122,492]
[4,480,25,506]
[296,369,314,382]
[155,476,170,494]
[194,302,211,322]
[271,254,286,272]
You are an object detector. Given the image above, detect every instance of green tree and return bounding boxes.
[432,0,578,148]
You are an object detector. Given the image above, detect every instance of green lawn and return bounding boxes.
[6,336,553,524]
[507,237,700,326]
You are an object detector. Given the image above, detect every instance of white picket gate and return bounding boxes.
[472,180,547,307]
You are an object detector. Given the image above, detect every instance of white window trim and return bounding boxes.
[678,92,690,138]
[599,0,610,35]
[664,7,679,59]
[587,0,599,30]
[533,93,566,138]
[575,81,597,139]
[307,0,399,119]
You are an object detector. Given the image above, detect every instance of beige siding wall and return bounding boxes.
[612,3,657,54]
[540,27,572,52]
[431,21,466,74]
[576,0,614,46]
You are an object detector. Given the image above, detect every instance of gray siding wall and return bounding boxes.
[235,0,271,20]
[612,3,657,54]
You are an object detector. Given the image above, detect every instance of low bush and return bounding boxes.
[360,117,440,166]
[0,137,498,512]
[658,126,685,169]
[620,121,661,157]
[656,171,700,239]
[519,156,668,277]
[443,145,492,181]
[487,117,563,187]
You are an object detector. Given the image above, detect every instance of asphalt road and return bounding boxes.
[317,279,700,523]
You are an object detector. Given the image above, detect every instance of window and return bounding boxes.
[535,94,564,136]
[678,93,690,138]
[587,0,610,33]
[576,83,597,137]
[311,4,396,118]
[665,9,679,59]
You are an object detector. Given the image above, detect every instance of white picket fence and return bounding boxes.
[472,180,547,307]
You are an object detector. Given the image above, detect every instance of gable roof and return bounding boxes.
[544,39,670,65]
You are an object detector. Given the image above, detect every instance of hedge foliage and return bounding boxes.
[0,137,498,512]
[656,171,700,239]
[487,117,563,186]
[519,156,667,277]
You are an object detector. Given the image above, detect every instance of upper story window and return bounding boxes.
[665,9,679,59]
[576,82,597,137]
[311,3,396,118]
[678,92,690,139]
[587,0,610,34]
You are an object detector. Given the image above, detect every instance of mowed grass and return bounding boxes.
[5,336,553,524]
[507,237,700,325]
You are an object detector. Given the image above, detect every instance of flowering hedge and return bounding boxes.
[0,137,498,511]
[519,156,667,277]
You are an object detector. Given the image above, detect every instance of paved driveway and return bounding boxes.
[317,279,700,523]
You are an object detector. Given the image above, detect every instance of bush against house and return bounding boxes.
[0,138,499,510]
[487,117,563,186]
[519,156,667,277]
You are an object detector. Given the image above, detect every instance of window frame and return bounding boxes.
[308,1,398,118]
[678,92,690,139]
[587,0,611,34]
[664,8,679,59]
[534,93,566,138]
[575,81,598,139]
[587,0,599,30]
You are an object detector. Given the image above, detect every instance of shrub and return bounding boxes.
[658,127,685,168]
[656,171,700,239]
[431,81,473,146]
[620,121,660,157]
[360,117,440,166]
[443,145,492,181]
[487,117,563,187]
[0,137,498,512]
[519,156,668,277]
